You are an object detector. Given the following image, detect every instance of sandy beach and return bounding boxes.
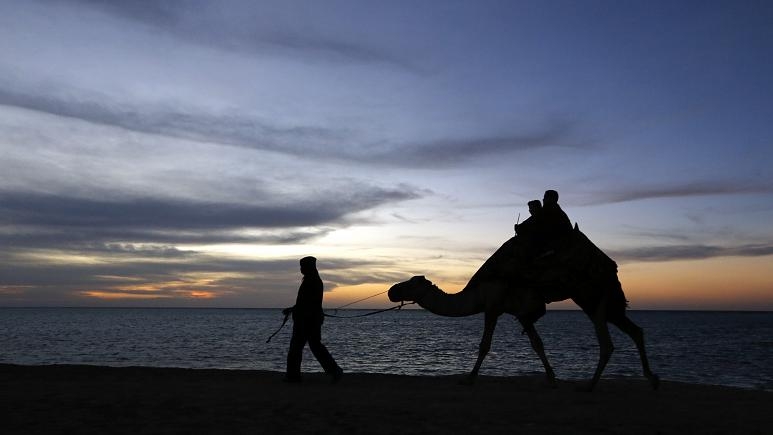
[1,364,770,434]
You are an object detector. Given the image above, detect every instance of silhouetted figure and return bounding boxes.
[514,200,542,238]
[283,256,343,383]
[514,200,545,259]
[539,189,572,254]
[513,200,542,236]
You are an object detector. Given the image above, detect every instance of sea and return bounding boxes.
[1,308,771,391]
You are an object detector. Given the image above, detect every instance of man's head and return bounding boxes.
[300,256,317,275]
[543,190,559,206]
[527,200,542,216]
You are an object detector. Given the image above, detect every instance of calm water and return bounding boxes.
[1,308,771,390]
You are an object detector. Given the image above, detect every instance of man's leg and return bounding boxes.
[307,322,341,377]
[285,323,307,381]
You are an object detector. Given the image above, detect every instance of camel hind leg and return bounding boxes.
[581,316,614,392]
[610,315,660,390]
[578,296,614,392]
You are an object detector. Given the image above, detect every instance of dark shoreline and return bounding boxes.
[2,306,773,312]
[1,364,770,434]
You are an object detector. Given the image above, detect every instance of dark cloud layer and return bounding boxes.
[0,249,401,307]
[1,85,576,167]
[609,243,773,263]
[67,0,426,72]
[0,185,421,247]
[0,228,333,249]
[2,191,366,229]
[384,121,576,168]
[0,86,344,157]
[583,181,773,205]
[73,0,181,27]
[0,181,421,306]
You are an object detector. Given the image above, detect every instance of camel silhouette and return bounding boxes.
[388,225,659,392]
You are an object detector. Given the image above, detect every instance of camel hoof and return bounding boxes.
[575,383,594,393]
[458,376,476,386]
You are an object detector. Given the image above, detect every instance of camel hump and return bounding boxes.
[466,237,519,286]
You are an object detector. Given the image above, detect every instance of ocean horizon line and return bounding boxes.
[1,306,772,313]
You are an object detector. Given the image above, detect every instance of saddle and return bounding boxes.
[508,227,618,304]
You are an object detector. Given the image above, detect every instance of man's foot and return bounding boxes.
[331,367,343,384]
[283,375,302,383]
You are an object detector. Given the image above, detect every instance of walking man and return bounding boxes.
[283,256,343,383]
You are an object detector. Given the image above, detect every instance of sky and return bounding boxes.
[1,0,772,310]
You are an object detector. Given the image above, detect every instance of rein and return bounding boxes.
[265,311,291,343]
[323,301,415,318]
[265,289,415,342]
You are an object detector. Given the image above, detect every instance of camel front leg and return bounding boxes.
[522,323,557,387]
[461,311,498,385]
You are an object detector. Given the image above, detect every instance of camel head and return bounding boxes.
[388,275,435,303]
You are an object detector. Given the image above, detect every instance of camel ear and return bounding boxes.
[574,222,579,231]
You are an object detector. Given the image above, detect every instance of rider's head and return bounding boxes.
[527,200,542,216]
[543,190,559,206]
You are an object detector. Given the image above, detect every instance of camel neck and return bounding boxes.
[416,285,482,317]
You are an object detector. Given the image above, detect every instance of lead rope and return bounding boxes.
[265,290,415,342]
[328,289,390,310]
[265,311,291,343]
[323,300,415,318]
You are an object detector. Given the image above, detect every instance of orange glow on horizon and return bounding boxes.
[80,291,171,300]
[323,255,773,311]
[189,291,216,299]
[324,283,393,309]
[79,275,228,301]
[619,256,773,310]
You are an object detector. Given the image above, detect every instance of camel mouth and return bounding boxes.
[388,276,428,303]
[387,282,402,302]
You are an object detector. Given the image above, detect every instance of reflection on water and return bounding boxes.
[1,308,771,390]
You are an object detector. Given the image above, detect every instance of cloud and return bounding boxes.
[0,249,405,307]
[0,85,344,157]
[70,0,181,27]
[377,121,576,168]
[0,254,294,306]
[0,227,335,249]
[608,243,773,263]
[81,243,197,258]
[2,191,348,229]
[1,84,578,168]
[0,184,423,248]
[578,180,773,205]
[64,0,426,72]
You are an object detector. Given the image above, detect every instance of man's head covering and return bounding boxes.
[543,190,559,205]
[300,256,317,268]
[527,200,542,210]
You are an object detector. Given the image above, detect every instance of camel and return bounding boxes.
[388,226,659,392]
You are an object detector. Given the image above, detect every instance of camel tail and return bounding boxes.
[609,278,630,314]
